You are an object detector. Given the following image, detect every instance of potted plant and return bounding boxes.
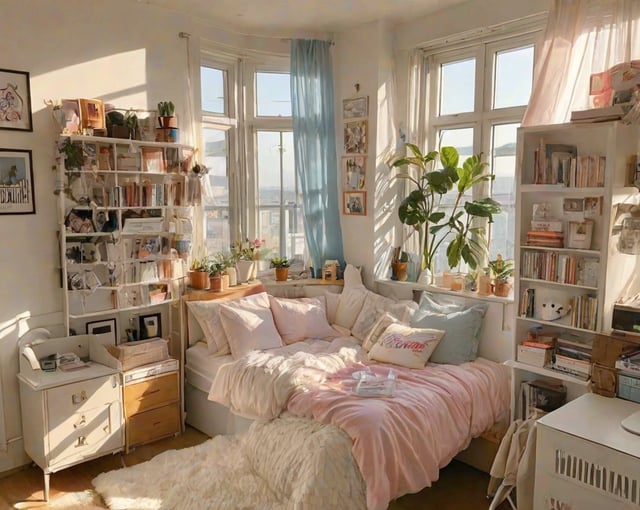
[270,256,290,281]
[189,256,209,290]
[207,258,226,292]
[390,144,501,283]
[489,255,514,297]
[391,249,409,281]
[124,110,139,140]
[157,101,177,128]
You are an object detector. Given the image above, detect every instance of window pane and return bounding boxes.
[439,58,475,115]
[256,72,291,117]
[201,67,225,114]
[202,127,230,254]
[494,46,534,109]
[489,123,518,262]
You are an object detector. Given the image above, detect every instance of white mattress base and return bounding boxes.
[185,382,253,437]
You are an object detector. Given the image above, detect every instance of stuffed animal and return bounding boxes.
[540,301,571,321]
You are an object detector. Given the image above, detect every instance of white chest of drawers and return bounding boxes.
[534,393,640,510]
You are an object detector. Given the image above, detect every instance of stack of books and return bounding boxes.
[569,294,598,331]
[552,335,593,379]
[526,230,564,248]
[517,336,554,367]
[520,379,566,420]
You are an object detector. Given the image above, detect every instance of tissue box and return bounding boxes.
[107,337,169,371]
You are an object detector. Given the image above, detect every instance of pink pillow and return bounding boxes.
[269,295,339,344]
[218,293,284,359]
[368,323,444,369]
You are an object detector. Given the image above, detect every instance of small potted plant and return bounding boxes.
[189,256,209,290]
[391,249,409,281]
[489,255,514,297]
[157,101,177,128]
[270,256,291,281]
[207,258,226,292]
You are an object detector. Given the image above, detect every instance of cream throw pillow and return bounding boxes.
[368,323,445,369]
[269,295,339,344]
[187,300,230,356]
[219,293,284,359]
[362,312,399,352]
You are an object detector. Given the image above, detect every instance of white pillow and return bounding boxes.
[368,323,444,369]
[219,293,284,359]
[187,300,230,355]
[324,292,340,324]
[343,263,364,287]
[334,287,369,330]
[351,293,395,342]
[362,312,399,352]
[269,296,338,344]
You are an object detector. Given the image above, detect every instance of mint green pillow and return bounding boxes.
[411,293,488,364]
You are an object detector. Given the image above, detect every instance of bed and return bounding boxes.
[181,272,510,510]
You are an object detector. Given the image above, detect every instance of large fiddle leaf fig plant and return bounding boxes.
[391,143,501,277]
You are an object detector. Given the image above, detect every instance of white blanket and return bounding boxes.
[208,337,368,421]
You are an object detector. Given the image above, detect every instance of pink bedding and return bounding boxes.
[287,358,509,510]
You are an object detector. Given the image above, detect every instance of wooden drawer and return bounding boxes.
[127,402,180,448]
[46,375,120,426]
[124,372,178,417]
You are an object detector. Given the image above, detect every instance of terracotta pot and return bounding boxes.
[189,270,209,290]
[275,267,289,281]
[493,280,512,297]
[209,274,223,292]
[391,262,408,281]
[158,116,178,128]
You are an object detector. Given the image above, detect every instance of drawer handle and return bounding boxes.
[75,436,88,447]
[153,421,163,426]
[73,415,87,429]
[142,389,161,397]
[72,391,87,405]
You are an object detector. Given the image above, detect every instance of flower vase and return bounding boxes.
[236,260,254,284]
[225,266,237,286]
[221,273,230,291]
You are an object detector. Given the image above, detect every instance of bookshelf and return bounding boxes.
[511,121,640,412]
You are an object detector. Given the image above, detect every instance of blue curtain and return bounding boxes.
[290,39,344,274]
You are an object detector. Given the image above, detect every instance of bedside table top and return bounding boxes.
[538,393,640,459]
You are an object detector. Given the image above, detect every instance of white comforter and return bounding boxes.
[208,337,367,421]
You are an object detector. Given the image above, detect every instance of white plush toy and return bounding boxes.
[540,301,571,321]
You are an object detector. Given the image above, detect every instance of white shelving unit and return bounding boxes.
[57,134,195,349]
[512,121,640,412]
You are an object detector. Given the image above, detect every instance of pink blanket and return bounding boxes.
[287,358,509,510]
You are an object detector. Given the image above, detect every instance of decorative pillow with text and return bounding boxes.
[368,322,444,369]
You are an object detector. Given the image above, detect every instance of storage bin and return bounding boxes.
[618,372,640,404]
[106,337,169,371]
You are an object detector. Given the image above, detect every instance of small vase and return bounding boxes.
[391,262,408,282]
[189,270,209,290]
[236,260,254,284]
[221,273,230,291]
[225,267,237,286]
[275,267,289,281]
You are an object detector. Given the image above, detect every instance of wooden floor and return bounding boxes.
[0,427,509,510]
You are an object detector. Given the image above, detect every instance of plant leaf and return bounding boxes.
[440,146,459,168]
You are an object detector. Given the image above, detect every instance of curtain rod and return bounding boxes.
[281,38,335,46]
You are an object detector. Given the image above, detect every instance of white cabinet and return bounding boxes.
[17,333,124,501]
[534,394,640,509]
[510,121,640,410]
[57,134,195,351]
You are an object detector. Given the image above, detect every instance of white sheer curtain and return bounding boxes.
[523,0,640,126]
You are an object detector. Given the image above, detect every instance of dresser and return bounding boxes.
[534,393,640,509]
[18,333,124,501]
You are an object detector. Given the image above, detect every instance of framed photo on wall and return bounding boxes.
[342,155,366,190]
[343,190,366,216]
[0,149,35,215]
[342,96,368,119]
[86,318,117,345]
[344,120,368,154]
[0,68,32,132]
[139,312,162,340]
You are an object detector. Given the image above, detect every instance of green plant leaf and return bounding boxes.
[428,211,446,223]
[440,146,459,168]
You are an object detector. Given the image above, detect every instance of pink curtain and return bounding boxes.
[523,0,640,126]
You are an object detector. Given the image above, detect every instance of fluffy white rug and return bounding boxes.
[92,415,365,510]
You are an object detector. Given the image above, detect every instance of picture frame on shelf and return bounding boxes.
[65,209,95,234]
[545,143,577,185]
[343,190,366,216]
[584,196,603,218]
[60,99,82,134]
[79,98,105,130]
[0,68,33,132]
[139,312,162,340]
[567,220,594,250]
[344,119,367,154]
[563,197,584,212]
[342,96,368,119]
[0,149,35,215]
[86,318,118,345]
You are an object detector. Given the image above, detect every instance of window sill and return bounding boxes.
[374,279,514,304]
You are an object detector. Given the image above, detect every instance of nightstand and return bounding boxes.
[122,359,181,453]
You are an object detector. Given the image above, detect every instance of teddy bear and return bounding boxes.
[540,301,571,322]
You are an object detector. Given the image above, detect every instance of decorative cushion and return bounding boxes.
[362,312,399,352]
[323,292,340,325]
[351,293,419,343]
[219,292,284,359]
[187,300,230,356]
[333,286,369,330]
[368,323,444,369]
[411,293,489,365]
[269,295,338,344]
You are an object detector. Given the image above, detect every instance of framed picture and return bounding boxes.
[79,98,105,130]
[584,196,603,217]
[343,191,366,216]
[343,96,368,119]
[546,143,577,185]
[86,318,117,345]
[344,120,368,154]
[139,312,162,340]
[563,197,584,212]
[60,99,82,134]
[0,68,32,131]
[567,220,594,250]
[342,155,366,190]
[0,149,35,215]
[64,209,95,233]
